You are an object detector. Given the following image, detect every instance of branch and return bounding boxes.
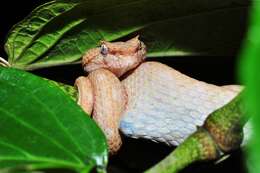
[145,91,248,173]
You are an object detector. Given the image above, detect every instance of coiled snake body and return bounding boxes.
[75,37,250,154]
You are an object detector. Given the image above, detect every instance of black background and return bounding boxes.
[0,1,248,173]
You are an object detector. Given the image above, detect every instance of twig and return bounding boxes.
[0,57,10,67]
[145,91,248,173]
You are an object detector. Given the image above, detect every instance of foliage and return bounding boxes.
[4,0,250,70]
[0,67,108,173]
[239,1,260,173]
[0,0,256,172]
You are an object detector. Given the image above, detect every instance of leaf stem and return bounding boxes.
[0,57,11,67]
[144,128,219,173]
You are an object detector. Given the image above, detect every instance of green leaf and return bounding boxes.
[5,0,250,70]
[0,67,108,172]
[5,1,80,65]
[239,1,260,173]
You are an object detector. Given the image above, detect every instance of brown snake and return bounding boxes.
[75,36,251,154]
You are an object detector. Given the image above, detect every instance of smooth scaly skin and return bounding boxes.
[52,63,250,148]
[88,69,127,154]
[120,61,246,146]
[145,92,247,173]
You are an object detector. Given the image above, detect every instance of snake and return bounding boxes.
[73,36,250,154]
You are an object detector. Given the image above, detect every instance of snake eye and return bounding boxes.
[100,44,109,55]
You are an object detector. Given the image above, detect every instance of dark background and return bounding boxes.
[0,1,248,173]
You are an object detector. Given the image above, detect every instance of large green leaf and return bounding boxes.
[5,0,250,70]
[0,67,108,172]
[240,1,260,173]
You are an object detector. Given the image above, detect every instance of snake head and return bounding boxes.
[82,36,146,77]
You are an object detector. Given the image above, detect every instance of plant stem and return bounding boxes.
[0,57,10,67]
[145,128,219,173]
[145,91,248,173]
[204,90,248,152]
